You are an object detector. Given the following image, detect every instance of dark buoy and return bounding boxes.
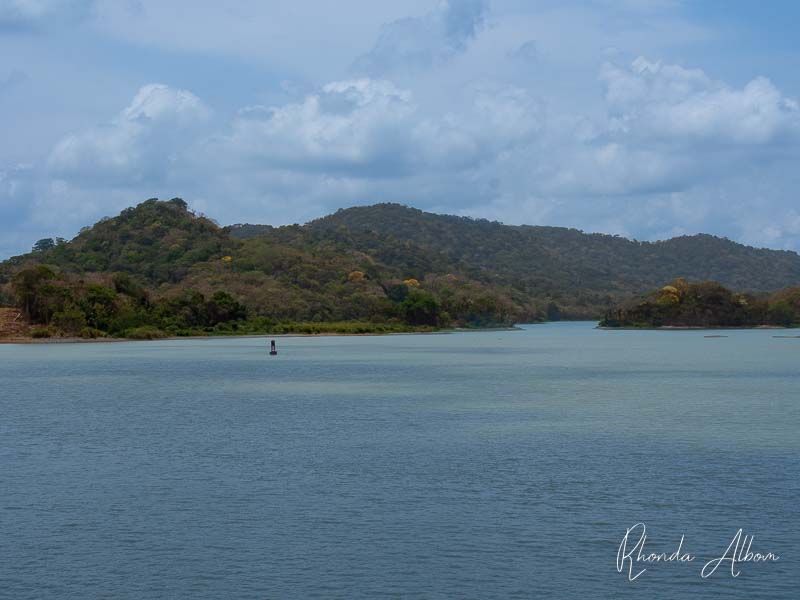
[269,339,278,356]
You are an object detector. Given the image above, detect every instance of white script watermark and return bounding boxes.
[616,522,780,581]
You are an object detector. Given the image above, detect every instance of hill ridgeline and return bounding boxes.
[1,198,799,338]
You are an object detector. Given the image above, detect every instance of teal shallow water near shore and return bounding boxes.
[1,322,798,598]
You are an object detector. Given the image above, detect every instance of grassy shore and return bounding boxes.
[0,323,528,344]
[0,321,446,343]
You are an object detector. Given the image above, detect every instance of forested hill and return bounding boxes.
[233,203,800,296]
[2,199,800,339]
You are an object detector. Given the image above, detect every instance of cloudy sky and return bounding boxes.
[2,0,800,258]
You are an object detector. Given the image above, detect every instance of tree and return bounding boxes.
[348,270,366,283]
[206,291,247,325]
[112,273,145,299]
[168,197,188,210]
[11,266,58,322]
[768,300,794,326]
[79,284,119,330]
[384,282,409,303]
[52,307,87,334]
[401,291,440,326]
[32,238,56,253]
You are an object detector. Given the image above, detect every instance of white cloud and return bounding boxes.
[601,57,800,145]
[213,77,540,178]
[120,83,209,124]
[24,56,800,254]
[48,84,210,185]
[221,79,416,175]
[3,1,800,258]
[510,57,800,203]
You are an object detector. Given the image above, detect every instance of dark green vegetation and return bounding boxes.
[2,198,800,338]
[600,279,800,328]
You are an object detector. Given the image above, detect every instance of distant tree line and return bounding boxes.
[600,279,800,328]
[4,198,800,337]
[10,266,250,338]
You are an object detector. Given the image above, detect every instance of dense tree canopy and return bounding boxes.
[600,279,800,328]
[2,199,800,338]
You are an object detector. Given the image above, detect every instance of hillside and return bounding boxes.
[2,199,800,338]
[232,203,800,307]
[4,198,237,283]
[303,204,800,290]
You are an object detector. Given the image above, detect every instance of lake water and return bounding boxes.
[1,322,798,599]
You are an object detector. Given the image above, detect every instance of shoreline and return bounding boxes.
[597,325,791,330]
[0,325,522,345]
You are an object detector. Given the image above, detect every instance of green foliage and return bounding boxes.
[20,197,237,284]
[601,280,800,328]
[207,290,248,325]
[111,272,149,304]
[125,326,169,340]
[12,265,61,322]
[764,283,800,327]
[4,261,250,338]
[401,291,441,326]
[52,307,87,335]
[33,238,56,253]
[79,327,106,339]
[291,203,800,317]
[153,289,247,331]
[6,200,800,338]
[384,283,409,303]
[264,321,427,335]
[78,284,118,330]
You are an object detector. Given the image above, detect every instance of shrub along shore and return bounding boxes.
[1,323,444,343]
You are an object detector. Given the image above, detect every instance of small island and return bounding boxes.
[600,279,800,329]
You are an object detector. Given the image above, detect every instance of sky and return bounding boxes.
[2,0,800,258]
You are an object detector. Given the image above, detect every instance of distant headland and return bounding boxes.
[600,279,799,329]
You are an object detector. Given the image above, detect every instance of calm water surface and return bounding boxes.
[1,322,798,598]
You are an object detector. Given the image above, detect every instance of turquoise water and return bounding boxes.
[1,322,798,598]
